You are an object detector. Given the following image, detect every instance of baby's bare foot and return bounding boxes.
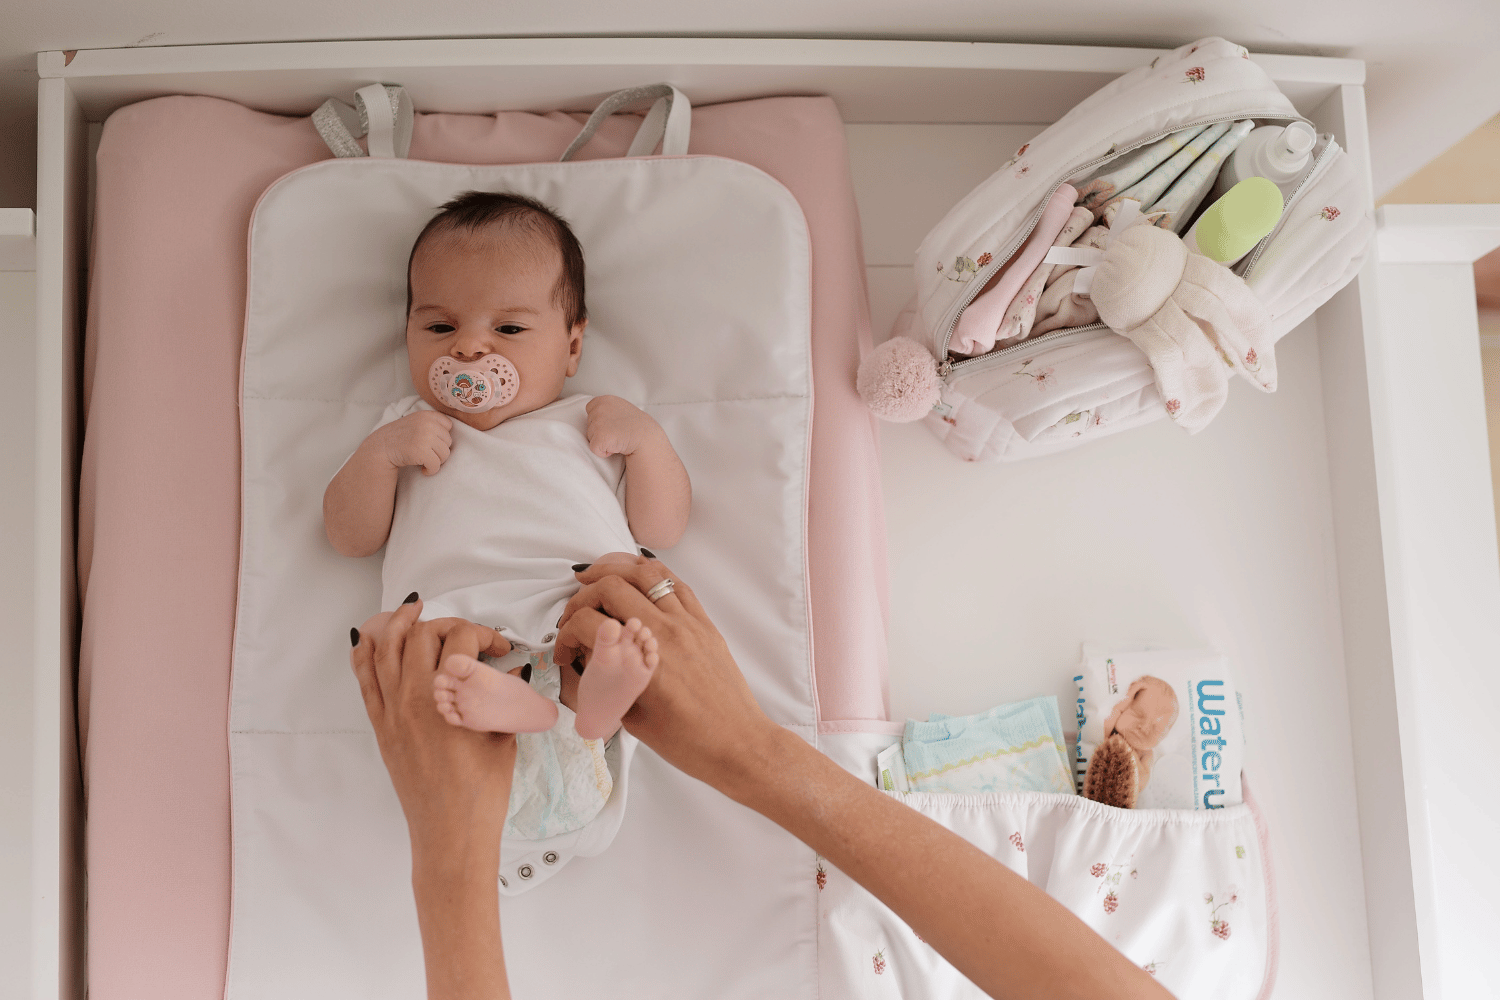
[433,655,558,734]
[574,617,658,740]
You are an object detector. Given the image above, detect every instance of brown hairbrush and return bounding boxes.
[1083,733,1140,808]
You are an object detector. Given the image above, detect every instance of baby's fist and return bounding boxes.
[585,395,657,458]
[376,410,453,476]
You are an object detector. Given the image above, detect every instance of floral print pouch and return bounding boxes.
[892,35,1372,463]
[818,782,1276,999]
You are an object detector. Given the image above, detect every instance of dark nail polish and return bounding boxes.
[403,592,419,605]
[556,615,564,628]
[639,548,656,559]
[520,663,533,684]
[571,563,591,572]
[572,659,585,676]
[350,627,360,647]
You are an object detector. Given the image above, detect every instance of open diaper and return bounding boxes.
[230,112,819,993]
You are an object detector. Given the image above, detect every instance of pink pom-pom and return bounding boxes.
[857,336,942,422]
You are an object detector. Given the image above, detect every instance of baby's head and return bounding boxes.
[1106,675,1179,754]
[405,190,587,429]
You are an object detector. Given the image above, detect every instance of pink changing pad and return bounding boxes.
[79,94,888,998]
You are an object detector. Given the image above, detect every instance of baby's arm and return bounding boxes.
[584,396,691,550]
[324,411,454,557]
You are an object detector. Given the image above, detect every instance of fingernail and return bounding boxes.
[639,548,656,559]
[520,663,533,684]
[571,563,590,572]
[350,627,360,647]
[403,592,419,605]
[556,615,564,628]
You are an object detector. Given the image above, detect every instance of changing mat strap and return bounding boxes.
[559,83,691,162]
[312,83,414,159]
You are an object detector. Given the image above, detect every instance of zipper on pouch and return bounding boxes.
[939,110,1309,383]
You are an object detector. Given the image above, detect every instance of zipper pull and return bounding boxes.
[938,357,954,378]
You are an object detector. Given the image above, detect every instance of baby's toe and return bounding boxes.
[441,653,480,680]
[595,616,623,646]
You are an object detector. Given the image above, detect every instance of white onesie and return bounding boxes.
[377,392,636,639]
[371,392,640,880]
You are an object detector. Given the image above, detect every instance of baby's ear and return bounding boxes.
[565,320,587,377]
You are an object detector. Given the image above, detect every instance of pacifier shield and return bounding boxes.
[428,354,520,412]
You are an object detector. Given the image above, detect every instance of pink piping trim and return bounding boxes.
[1242,775,1280,1000]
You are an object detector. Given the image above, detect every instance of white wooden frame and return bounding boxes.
[30,36,1492,1000]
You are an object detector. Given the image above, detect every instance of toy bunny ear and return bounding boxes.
[857,336,942,422]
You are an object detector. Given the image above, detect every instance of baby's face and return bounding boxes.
[406,228,584,431]
[1113,678,1178,752]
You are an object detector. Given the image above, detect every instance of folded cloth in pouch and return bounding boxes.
[900,695,1075,794]
[1076,646,1246,810]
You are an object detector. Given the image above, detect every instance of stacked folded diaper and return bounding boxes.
[877,695,1075,795]
[1074,645,1246,810]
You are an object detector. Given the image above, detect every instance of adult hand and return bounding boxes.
[350,600,517,1000]
[350,601,515,856]
[554,556,778,796]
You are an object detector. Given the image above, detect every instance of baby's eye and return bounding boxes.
[495,324,526,335]
[427,323,456,334]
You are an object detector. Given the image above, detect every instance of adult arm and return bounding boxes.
[556,559,1171,1000]
[351,601,515,1000]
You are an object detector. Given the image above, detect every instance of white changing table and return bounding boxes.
[25,37,1500,1000]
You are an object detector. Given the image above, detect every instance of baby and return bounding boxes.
[1083,675,1179,808]
[324,191,691,825]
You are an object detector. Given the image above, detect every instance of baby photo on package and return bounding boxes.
[1075,646,1246,811]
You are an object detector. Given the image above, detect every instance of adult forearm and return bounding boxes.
[729,727,1170,1000]
[411,847,509,1000]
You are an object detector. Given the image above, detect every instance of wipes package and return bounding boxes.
[1076,646,1245,810]
[879,696,1075,795]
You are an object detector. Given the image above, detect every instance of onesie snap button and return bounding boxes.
[543,632,556,643]
[543,851,559,865]
[499,875,508,887]
[518,864,534,879]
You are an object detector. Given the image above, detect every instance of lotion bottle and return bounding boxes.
[1209,121,1317,203]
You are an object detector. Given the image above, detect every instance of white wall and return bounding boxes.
[0,265,36,999]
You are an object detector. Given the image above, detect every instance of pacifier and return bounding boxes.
[428,354,520,413]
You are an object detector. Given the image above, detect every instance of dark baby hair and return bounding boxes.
[406,190,588,328]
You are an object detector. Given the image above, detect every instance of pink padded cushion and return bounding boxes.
[78,94,887,999]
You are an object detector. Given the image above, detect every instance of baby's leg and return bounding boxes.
[433,628,558,734]
[574,617,658,740]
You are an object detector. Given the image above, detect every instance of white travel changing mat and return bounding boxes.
[229,154,820,997]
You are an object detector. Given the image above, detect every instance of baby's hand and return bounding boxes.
[374,411,454,476]
[585,395,660,458]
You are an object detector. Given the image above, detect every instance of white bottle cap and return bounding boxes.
[1266,122,1316,173]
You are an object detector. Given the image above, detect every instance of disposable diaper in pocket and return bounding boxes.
[903,696,1075,795]
[1076,647,1245,810]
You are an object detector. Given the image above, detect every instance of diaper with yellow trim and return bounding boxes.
[898,695,1075,795]
[500,651,614,842]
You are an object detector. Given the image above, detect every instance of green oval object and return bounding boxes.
[1194,176,1284,264]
